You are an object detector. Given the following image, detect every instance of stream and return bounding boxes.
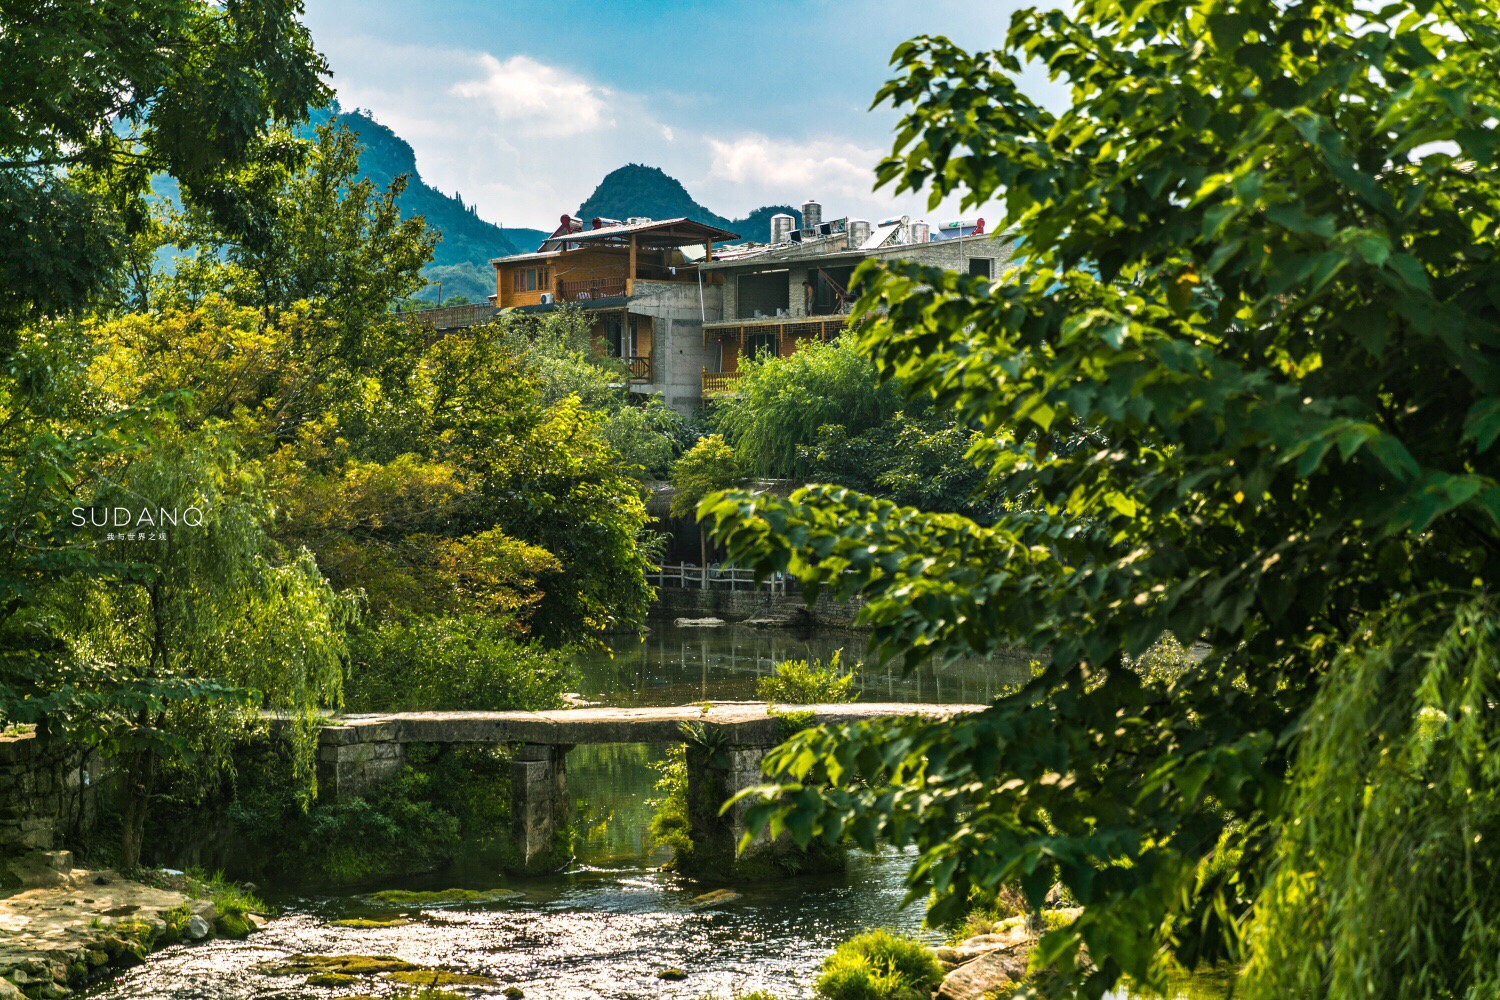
[85,622,1228,1000]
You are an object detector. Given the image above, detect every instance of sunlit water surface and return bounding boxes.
[86,624,1222,999]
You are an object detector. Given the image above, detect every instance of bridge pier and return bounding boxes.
[680,742,829,882]
[510,743,572,872]
[317,725,405,802]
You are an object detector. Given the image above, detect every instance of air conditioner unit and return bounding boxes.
[540,292,555,304]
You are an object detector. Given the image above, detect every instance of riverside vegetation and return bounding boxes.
[0,0,692,880]
[5,1,1500,1000]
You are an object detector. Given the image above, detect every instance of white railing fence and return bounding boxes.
[647,563,791,593]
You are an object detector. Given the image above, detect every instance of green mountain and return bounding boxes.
[153,115,802,304]
[313,106,548,303]
[576,164,800,243]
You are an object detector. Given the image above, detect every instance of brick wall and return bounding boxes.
[0,732,98,855]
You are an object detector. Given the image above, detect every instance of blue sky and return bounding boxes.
[300,0,1064,230]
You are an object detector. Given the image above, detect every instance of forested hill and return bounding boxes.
[311,107,549,302]
[576,165,801,243]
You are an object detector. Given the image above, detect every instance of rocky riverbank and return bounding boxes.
[0,853,264,999]
[932,910,1084,1000]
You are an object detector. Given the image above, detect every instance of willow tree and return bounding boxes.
[704,1,1500,997]
[29,421,352,868]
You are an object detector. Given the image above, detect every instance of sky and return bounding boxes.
[299,0,1066,232]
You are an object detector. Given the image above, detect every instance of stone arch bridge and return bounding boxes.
[313,702,980,879]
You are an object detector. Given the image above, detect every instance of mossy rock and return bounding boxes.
[385,969,502,987]
[114,919,154,946]
[504,987,525,999]
[305,972,358,986]
[85,950,109,968]
[364,887,522,907]
[257,954,423,976]
[655,968,688,981]
[213,912,252,939]
[330,917,410,929]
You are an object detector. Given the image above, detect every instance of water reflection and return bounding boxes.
[576,621,1031,707]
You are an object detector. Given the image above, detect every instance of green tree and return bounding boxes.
[702,1,1500,996]
[713,333,899,478]
[801,411,997,520]
[671,434,743,565]
[169,122,436,366]
[0,0,328,346]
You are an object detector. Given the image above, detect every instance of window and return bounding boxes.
[745,331,778,359]
[510,267,551,293]
[810,266,855,315]
[968,257,993,279]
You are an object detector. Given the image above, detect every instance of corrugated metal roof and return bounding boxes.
[700,234,857,269]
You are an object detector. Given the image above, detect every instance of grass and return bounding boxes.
[185,867,266,916]
[814,930,944,1000]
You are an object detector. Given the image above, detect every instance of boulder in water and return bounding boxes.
[674,617,725,628]
[687,889,741,910]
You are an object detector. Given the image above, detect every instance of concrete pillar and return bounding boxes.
[510,743,572,871]
[683,743,776,882]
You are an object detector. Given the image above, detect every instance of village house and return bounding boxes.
[479,200,1012,410]
[488,215,738,414]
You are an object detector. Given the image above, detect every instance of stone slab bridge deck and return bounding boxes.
[314,701,982,878]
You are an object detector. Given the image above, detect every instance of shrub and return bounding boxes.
[947,883,1030,943]
[345,613,575,712]
[815,930,944,1000]
[756,650,858,704]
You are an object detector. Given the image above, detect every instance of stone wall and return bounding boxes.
[0,732,97,855]
[652,586,867,628]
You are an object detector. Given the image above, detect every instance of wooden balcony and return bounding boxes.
[557,276,627,302]
[702,370,741,395]
[626,355,652,382]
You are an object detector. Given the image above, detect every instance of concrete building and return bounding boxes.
[696,209,1014,396]
[488,215,738,415]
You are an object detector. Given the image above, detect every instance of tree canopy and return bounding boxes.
[704,1,1500,996]
[0,0,328,346]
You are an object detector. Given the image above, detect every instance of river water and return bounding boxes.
[86,623,1226,1000]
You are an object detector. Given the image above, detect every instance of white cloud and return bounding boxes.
[661,125,675,142]
[706,134,880,202]
[451,54,613,138]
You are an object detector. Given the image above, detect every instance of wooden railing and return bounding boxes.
[647,563,791,593]
[557,276,627,302]
[626,355,652,382]
[702,370,741,395]
[399,303,497,330]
